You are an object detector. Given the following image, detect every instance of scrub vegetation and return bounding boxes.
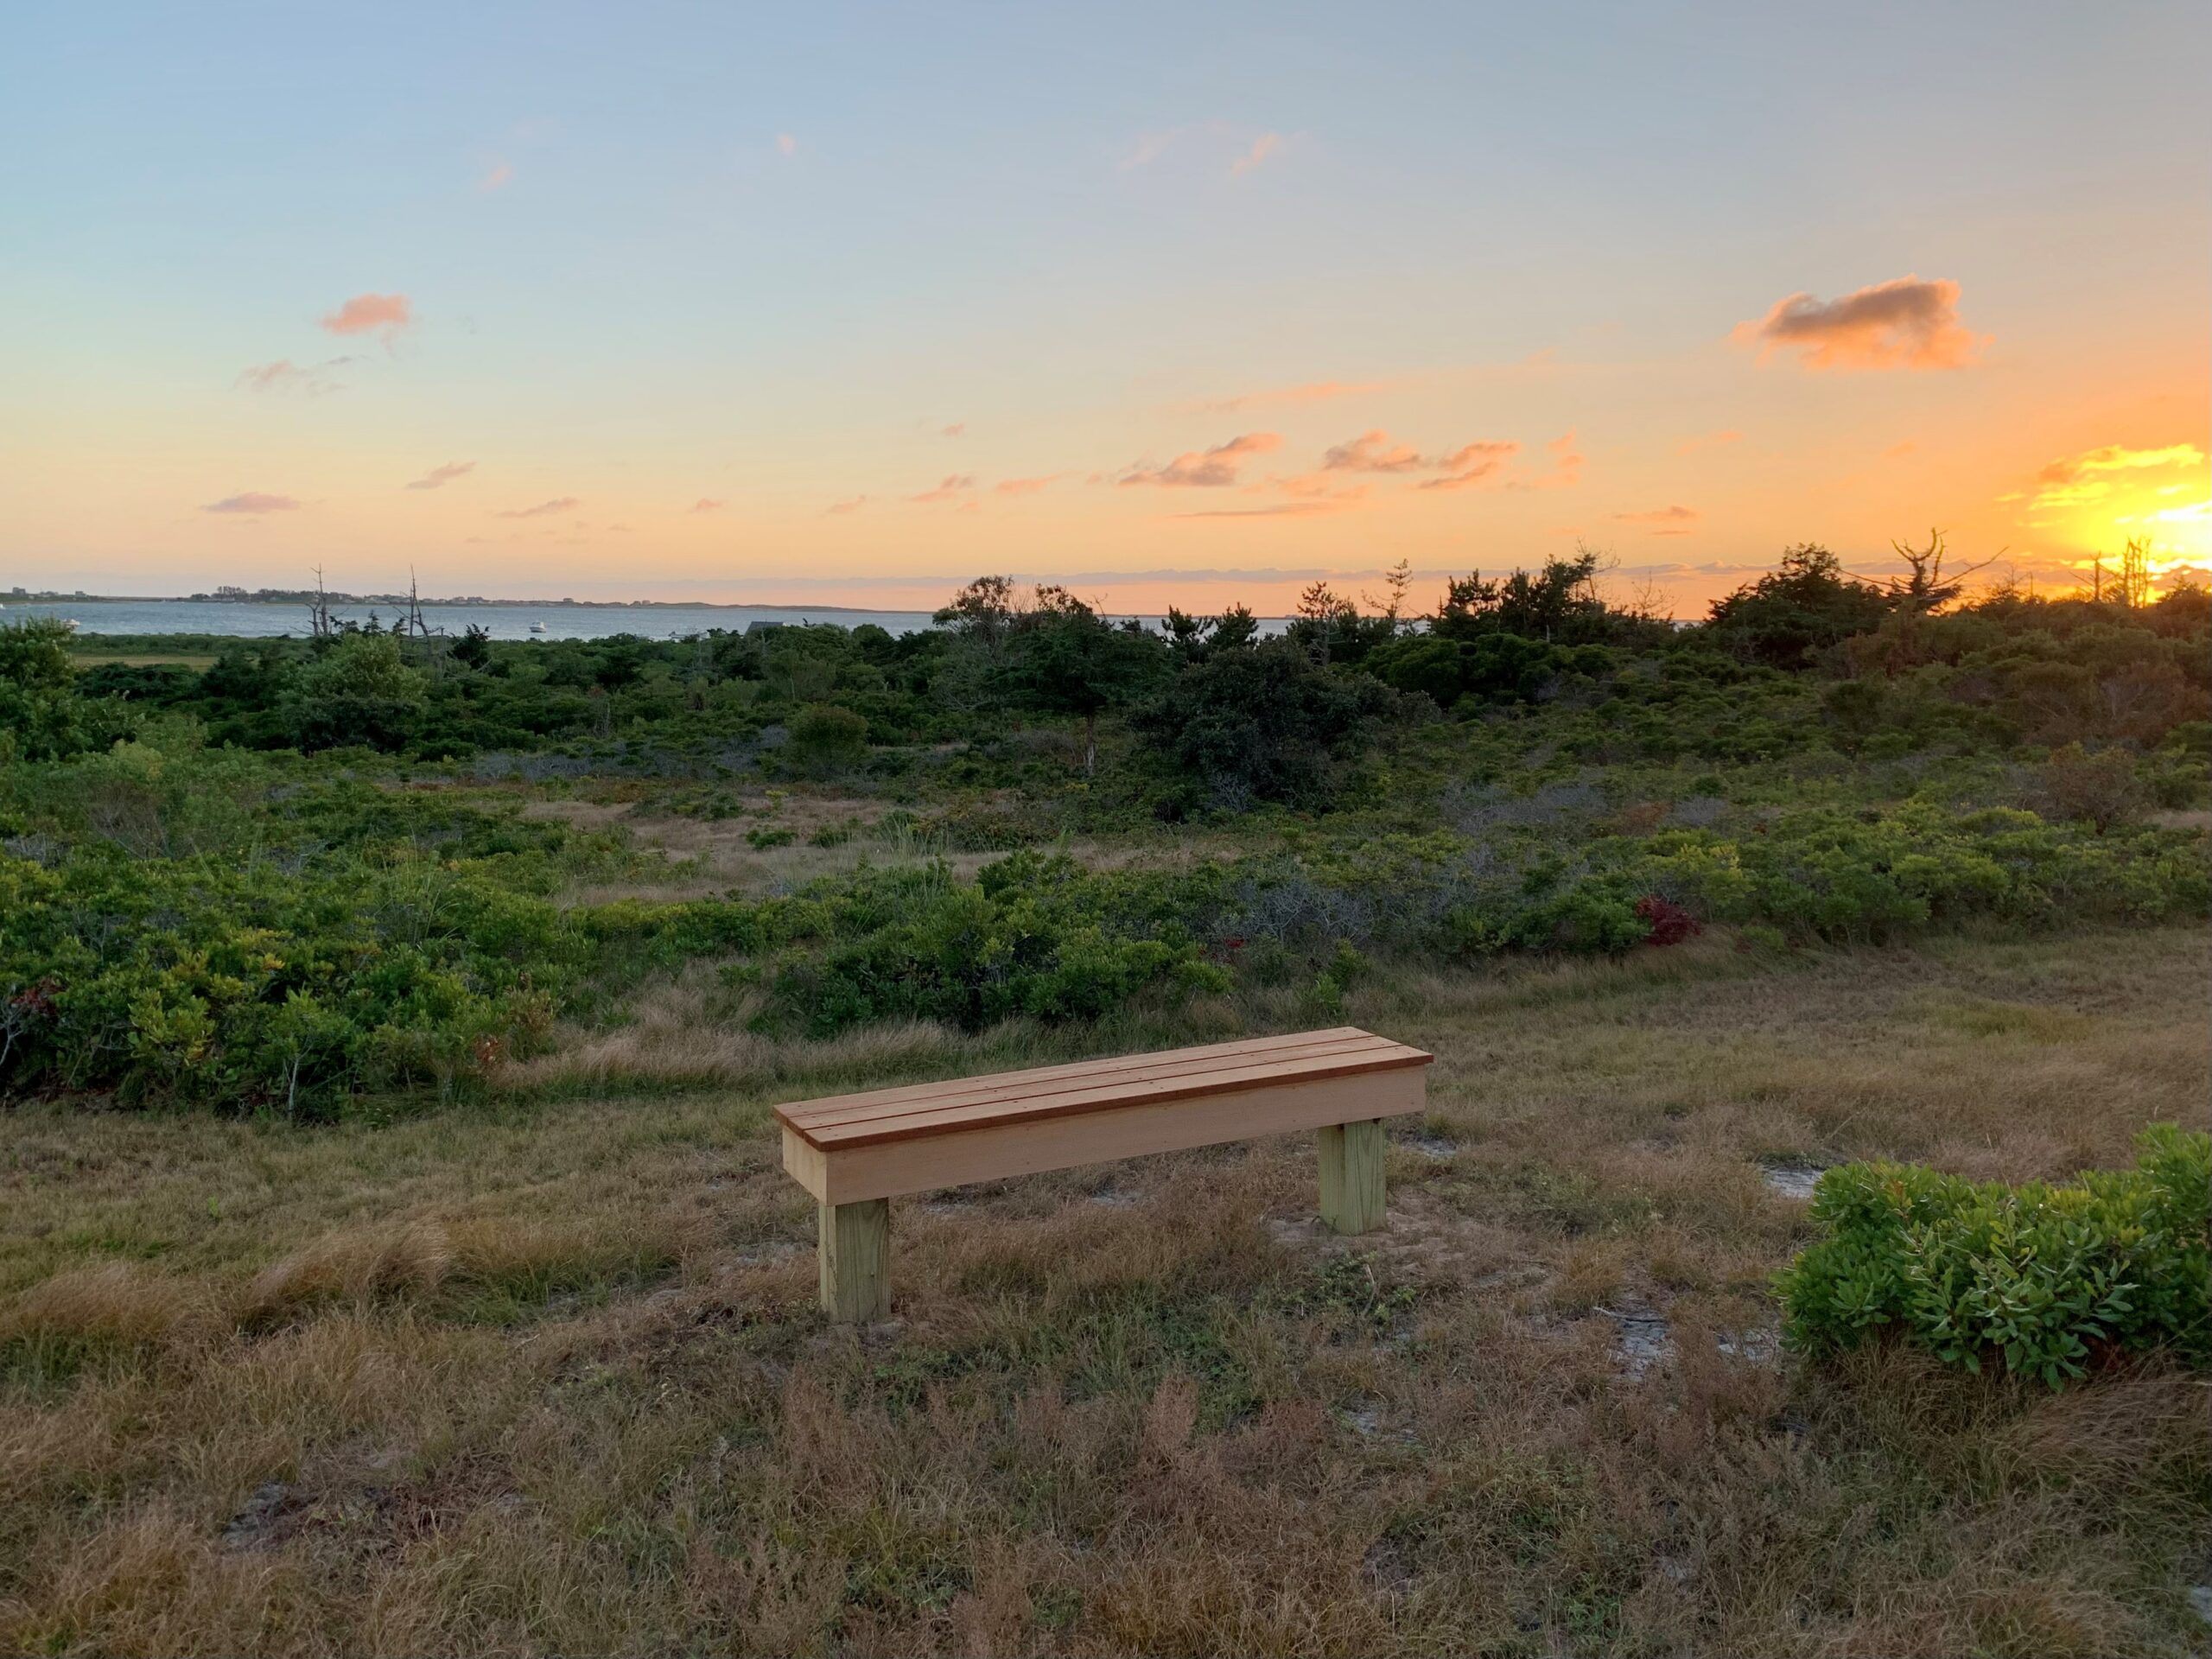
[3,544,2209,1655]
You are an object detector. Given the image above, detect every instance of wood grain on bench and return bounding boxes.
[778,1027,1429,1149]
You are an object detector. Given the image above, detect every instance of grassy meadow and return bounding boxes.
[3,555,2209,1654]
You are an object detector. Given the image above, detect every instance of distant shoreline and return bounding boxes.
[4,595,908,614]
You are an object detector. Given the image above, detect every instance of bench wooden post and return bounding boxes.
[818,1198,889,1321]
[1318,1118,1387,1233]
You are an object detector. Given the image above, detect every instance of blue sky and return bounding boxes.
[4,1,2206,609]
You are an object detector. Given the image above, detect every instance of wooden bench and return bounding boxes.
[774,1027,1433,1320]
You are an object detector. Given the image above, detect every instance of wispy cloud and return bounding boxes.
[1175,500,1344,519]
[1192,378,1387,414]
[202,492,300,514]
[1322,429,1427,474]
[1614,505,1699,536]
[688,498,725,513]
[1229,131,1281,179]
[1119,432,1282,488]
[1527,429,1584,490]
[494,497,581,518]
[1274,474,1372,502]
[825,495,868,515]
[404,461,475,492]
[2024,442,2205,509]
[320,292,414,344]
[1118,128,1181,171]
[909,474,978,505]
[1119,122,1287,181]
[775,132,799,157]
[1736,275,1980,371]
[233,357,353,397]
[1675,429,1743,456]
[1420,440,1521,492]
[995,475,1061,496]
[480,160,513,192]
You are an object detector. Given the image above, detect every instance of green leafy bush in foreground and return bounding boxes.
[1778,1127,2211,1388]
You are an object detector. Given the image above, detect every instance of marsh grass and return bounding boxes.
[3,927,2208,1655]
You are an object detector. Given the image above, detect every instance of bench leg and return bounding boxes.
[818,1198,890,1321]
[1319,1120,1387,1235]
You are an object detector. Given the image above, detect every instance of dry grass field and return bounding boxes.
[3,926,2209,1656]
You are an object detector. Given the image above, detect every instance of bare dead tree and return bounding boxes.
[2115,537,2154,609]
[1360,558,1414,633]
[400,568,457,677]
[1860,529,1999,672]
[307,566,338,638]
[1879,528,1998,617]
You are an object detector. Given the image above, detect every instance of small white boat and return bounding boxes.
[529,622,548,633]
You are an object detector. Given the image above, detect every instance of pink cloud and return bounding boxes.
[1420,440,1520,492]
[1529,429,1583,490]
[909,474,979,505]
[1119,432,1282,488]
[202,492,300,514]
[404,461,474,491]
[775,132,799,157]
[480,160,513,192]
[320,292,414,340]
[825,495,868,515]
[1229,131,1281,179]
[494,497,581,518]
[688,498,725,513]
[941,422,965,437]
[1736,275,1980,371]
[1323,429,1427,474]
[995,475,1061,496]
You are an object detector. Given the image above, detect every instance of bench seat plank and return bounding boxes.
[779,1027,1384,1127]
[778,1029,1431,1151]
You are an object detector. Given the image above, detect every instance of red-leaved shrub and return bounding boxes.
[1635,895,1701,947]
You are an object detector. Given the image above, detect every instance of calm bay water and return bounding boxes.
[8,597,1294,642]
[4,599,944,641]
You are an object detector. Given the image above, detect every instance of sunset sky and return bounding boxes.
[4,2,2207,616]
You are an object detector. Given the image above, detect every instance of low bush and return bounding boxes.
[1778,1127,2211,1387]
[785,702,869,772]
[760,852,1231,1037]
[2038,741,2145,833]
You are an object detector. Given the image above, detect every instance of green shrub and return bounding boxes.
[785,702,868,771]
[1777,1127,2211,1388]
[762,853,1230,1037]
[284,632,429,753]
[1135,640,1402,812]
[0,618,136,762]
